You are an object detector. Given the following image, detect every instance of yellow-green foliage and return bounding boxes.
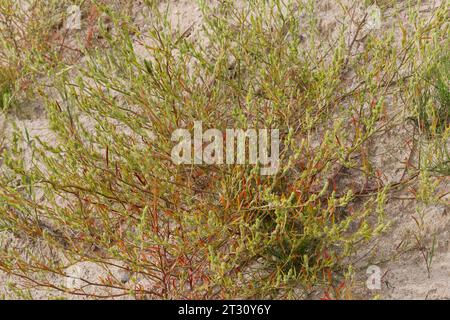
[0,0,448,299]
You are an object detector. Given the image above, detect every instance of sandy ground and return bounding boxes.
[0,0,449,299]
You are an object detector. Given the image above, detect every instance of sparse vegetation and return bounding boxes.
[0,0,448,300]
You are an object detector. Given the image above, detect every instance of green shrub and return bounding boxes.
[414,52,449,135]
[0,0,448,299]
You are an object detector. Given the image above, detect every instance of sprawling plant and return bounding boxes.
[0,0,448,299]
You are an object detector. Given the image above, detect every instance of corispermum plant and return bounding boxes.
[0,0,448,299]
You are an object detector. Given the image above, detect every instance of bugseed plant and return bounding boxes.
[0,0,448,299]
[0,0,103,114]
